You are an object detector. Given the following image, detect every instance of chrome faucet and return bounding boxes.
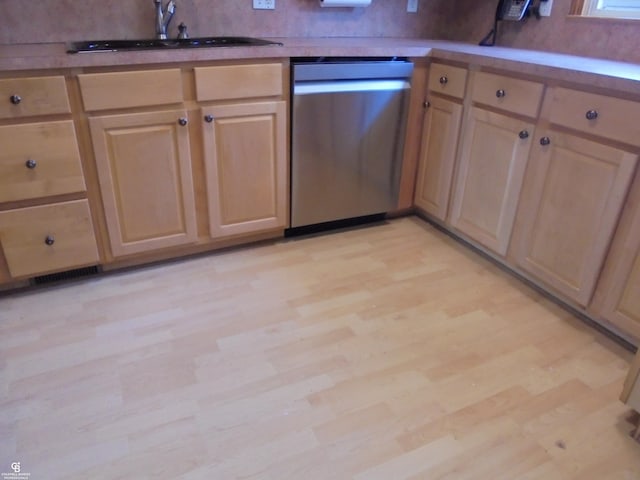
[154,0,176,40]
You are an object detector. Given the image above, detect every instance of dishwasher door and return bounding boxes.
[291,62,411,229]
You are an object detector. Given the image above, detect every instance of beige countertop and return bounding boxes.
[1,37,640,95]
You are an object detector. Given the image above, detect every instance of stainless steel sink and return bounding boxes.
[67,37,282,53]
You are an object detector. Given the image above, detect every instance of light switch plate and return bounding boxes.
[407,0,418,13]
[539,0,553,16]
[253,0,275,10]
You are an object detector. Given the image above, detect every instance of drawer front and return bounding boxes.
[195,63,283,101]
[0,121,86,203]
[0,76,70,119]
[0,200,99,278]
[471,71,544,118]
[79,69,183,111]
[427,63,467,99]
[546,87,640,147]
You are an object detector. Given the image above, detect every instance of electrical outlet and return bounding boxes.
[253,0,275,10]
[539,0,553,16]
[407,0,418,13]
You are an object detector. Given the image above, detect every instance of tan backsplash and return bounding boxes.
[444,0,640,64]
[3,0,636,64]
[0,0,454,45]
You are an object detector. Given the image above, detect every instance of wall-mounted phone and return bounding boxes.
[498,0,532,21]
[480,0,535,46]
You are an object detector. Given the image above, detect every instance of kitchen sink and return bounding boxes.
[67,36,282,53]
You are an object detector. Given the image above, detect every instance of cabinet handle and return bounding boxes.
[178,118,188,126]
[10,94,21,105]
[204,114,214,123]
[45,235,55,246]
[540,136,551,146]
[25,159,37,169]
[423,100,430,109]
[496,89,506,98]
[439,76,448,85]
[585,110,598,120]
[518,130,529,139]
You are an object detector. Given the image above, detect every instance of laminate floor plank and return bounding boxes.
[1,216,638,479]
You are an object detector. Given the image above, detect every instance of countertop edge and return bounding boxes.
[1,38,640,95]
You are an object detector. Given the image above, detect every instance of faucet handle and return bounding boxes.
[178,22,189,40]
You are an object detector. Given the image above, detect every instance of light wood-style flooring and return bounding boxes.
[1,216,639,479]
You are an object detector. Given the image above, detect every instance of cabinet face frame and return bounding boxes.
[414,96,463,221]
[449,106,534,256]
[511,128,638,306]
[201,101,287,239]
[89,109,197,257]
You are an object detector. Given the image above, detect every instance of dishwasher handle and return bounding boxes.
[294,79,411,96]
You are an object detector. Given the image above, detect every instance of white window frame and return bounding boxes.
[583,0,640,19]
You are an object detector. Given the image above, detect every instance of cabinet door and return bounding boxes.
[511,129,638,306]
[201,101,287,239]
[449,107,534,255]
[591,171,640,340]
[414,96,463,221]
[89,110,197,257]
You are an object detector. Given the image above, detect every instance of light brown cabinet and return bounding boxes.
[414,63,640,341]
[510,130,638,306]
[414,63,467,221]
[449,107,534,255]
[89,110,197,257]
[447,71,542,256]
[508,83,640,311]
[195,62,288,239]
[79,62,288,262]
[201,101,287,238]
[414,96,463,220]
[590,170,640,340]
[0,74,98,283]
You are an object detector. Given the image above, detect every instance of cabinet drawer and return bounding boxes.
[0,76,70,119]
[78,69,183,111]
[0,121,85,203]
[0,200,99,278]
[195,63,283,101]
[471,72,543,118]
[546,87,640,147]
[427,63,467,99]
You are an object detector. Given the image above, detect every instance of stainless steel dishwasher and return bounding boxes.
[290,58,413,230]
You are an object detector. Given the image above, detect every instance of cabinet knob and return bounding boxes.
[496,89,506,98]
[178,117,188,126]
[45,235,55,246]
[10,94,21,105]
[439,76,448,85]
[518,130,529,139]
[204,114,214,123]
[423,100,430,109]
[25,159,37,169]
[540,136,551,146]
[585,109,598,120]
